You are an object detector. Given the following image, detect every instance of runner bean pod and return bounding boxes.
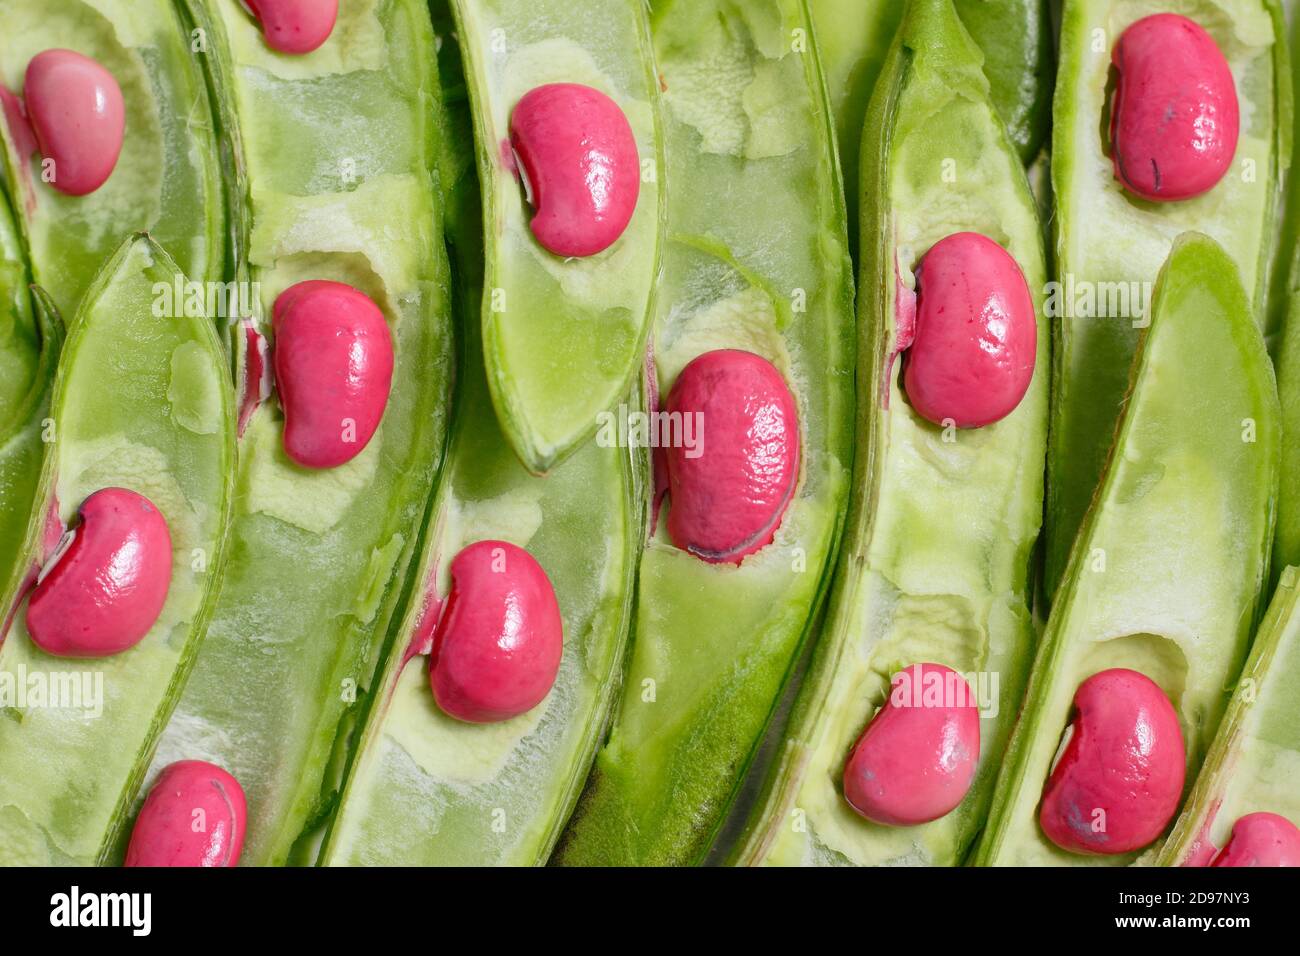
[977,234,1278,866]
[0,235,235,866]
[143,0,454,866]
[554,0,855,867]
[733,0,1048,867]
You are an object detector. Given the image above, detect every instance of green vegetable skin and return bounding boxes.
[0,189,59,609]
[810,0,1049,264]
[0,235,235,865]
[318,6,641,867]
[144,0,454,866]
[977,234,1279,866]
[1270,1,1300,581]
[553,0,855,867]
[808,0,903,262]
[449,0,663,474]
[1045,0,1290,599]
[951,0,1053,164]
[1159,566,1300,865]
[732,0,1048,868]
[0,0,224,315]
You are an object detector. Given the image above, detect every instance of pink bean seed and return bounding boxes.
[272,279,394,469]
[902,232,1036,429]
[1039,668,1186,855]
[245,0,338,55]
[659,349,799,565]
[26,487,172,658]
[429,540,563,724]
[125,760,247,867]
[843,663,981,826]
[1110,14,1238,201]
[509,83,640,257]
[23,49,124,196]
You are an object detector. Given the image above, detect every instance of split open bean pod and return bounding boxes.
[0,235,234,866]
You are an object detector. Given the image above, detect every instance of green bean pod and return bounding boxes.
[448,0,664,474]
[1158,566,1300,865]
[810,0,1051,266]
[952,0,1054,164]
[0,234,235,866]
[1045,0,1291,600]
[1269,3,1300,583]
[977,234,1279,866]
[0,0,224,315]
[315,8,641,866]
[732,0,1049,868]
[553,0,855,867]
[142,0,455,866]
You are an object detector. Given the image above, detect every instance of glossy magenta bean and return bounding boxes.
[124,761,247,867]
[26,488,172,658]
[509,83,640,257]
[1210,812,1300,868]
[1109,14,1238,201]
[842,663,981,826]
[1040,668,1186,855]
[903,232,1036,429]
[23,49,124,196]
[272,279,394,470]
[245,0,338,55]
[660,349,799,565]
[429,540,563,723]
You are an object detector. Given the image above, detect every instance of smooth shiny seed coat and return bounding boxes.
[125,761,247,867]
[1109,14,1238,201]
[904,232,1036,428]
[26,487,172,658]
[23,49,125,196]
[429,540,563,723]
[509,83,640,257]
[1040,668,1186,855]
[272,279,394,470]
[245,0,338,55]
[1211,812,1300,868]
[660,349,799,564]
[843,663,981,826]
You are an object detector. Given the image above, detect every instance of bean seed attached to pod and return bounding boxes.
[1210,812,1300,868]
[1109,14,1238,202]
[1039,668,1186,855]
[509,83,640,257]
[21,49,125,196]
[26,487,172,658]
[429,540,563,724]
[272,279,394,470]
[902,232,1036,429]
[658,349,800,565]
[843,663,981,826]
[245,0,338,55]
[125,760,247,867]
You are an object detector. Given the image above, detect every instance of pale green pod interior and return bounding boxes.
[977,234,1279,866]
[318,10,641,865]
[1159,566,1300,865]
[1045,0,1289,598]
[0,234,234,866]
[0,0,224,315]
[144,0,454,866]
[735,0,1049,868]
[451,0,664,473]
[553,0,855,867]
